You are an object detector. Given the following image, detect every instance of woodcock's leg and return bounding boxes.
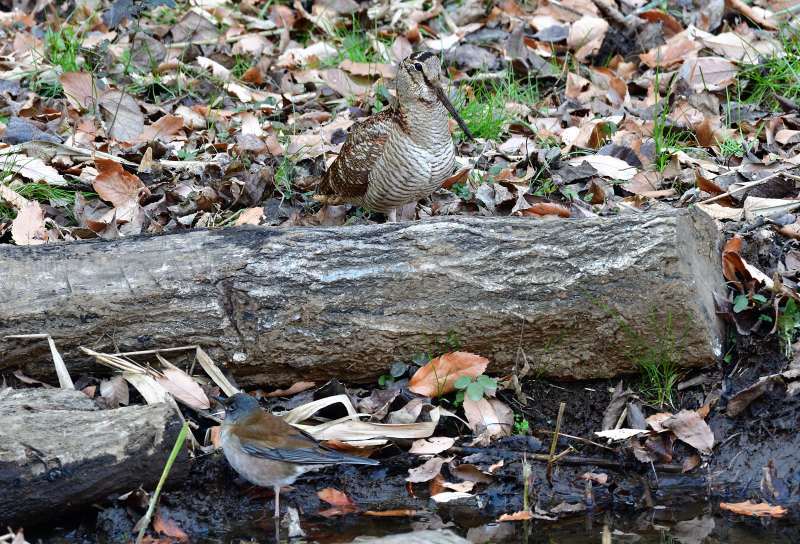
[386,209,398,223]
[273,485,280,518]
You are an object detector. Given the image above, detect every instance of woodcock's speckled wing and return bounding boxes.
[317,51,474,216]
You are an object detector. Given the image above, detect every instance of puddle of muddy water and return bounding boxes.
[191,504,799,543]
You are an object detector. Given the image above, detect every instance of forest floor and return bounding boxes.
[2,0,800,542]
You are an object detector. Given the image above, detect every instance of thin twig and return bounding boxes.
[547,401,566,481]
[111,345,199,357]
[697,169,792,205]
[168,28,281,49]
[536,430,616,451]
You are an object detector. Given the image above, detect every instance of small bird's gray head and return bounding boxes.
[216,392,260,423]
[396,51,474,140]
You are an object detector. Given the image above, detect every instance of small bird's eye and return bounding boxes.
[413,62,423,71]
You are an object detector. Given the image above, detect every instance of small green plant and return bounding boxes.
[232,55,252,79]
[733,293,768,313]
[44,27,81,72]
[602,303,687,408]
[454,374,497,404]
[378,361,409,388]
[0,202,15,221]
[532,178,558,197]
[777,298,800,358]
[736,27,800,109]
[513,414,530,435]
[453,73,539,140]
[720,137,746,158]
[450,182,471,200]
[176,148,198,161]
[274,155,295,200]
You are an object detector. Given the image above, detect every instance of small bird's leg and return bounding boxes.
[274,485,281,518]
[386,208,398,223]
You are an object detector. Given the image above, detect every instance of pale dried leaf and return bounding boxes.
[595,428,649,440]
[409,436,455,455]
[98,90,144,142]
[11,201,47,245]
[719,501,786,518]
[462,396,513,440]
[195,347,239,397]
[430,491,473,503]
[406,456,452,483]
[156,358,211,410]
[661,409,714,454]
[100,375,129,407]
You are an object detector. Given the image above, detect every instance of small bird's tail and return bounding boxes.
[327,450,380,465]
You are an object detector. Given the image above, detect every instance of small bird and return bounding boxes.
[215,393,379,518]
[317,50,474,221]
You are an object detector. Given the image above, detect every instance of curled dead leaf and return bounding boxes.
[719,500,786,518]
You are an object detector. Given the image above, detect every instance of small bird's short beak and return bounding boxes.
[431,83,475,141]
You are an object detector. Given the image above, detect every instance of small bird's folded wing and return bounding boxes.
[319,110,396,198]
[235,411,378,466]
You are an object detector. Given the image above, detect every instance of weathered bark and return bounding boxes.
[0,388,188,525]
[0,211,724,386]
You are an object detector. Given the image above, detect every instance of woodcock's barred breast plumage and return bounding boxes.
[317,51,474,216]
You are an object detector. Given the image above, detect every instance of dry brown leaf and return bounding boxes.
[60,72,98,111]
[153,511,188,542]
[140,115,184,142]
[234,207,264,226]
[98,90,144,142]
[340,59,396,79]
[520,202,571,218]
[99,375,129,408]
[719,501,786,518]
[317,487,358,517]
[317,487,355,506]
[408,352,489,398]
[498,510,534,521]
[678,57,737,92]
[567,16,608,62]
[406,456,452,483]
[661,409,714,454]
[156,359,211,410]
[462,396,513,442]
[364,509,418,517]
[640,32,700,69]
[450,463,493,483]
[93,158,149,223]
[724,0,778,29]
[11,201,47,246]
[266,381,316,397]
[580,472,608,484]
[409,436,455,455]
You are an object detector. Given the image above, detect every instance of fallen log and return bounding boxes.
[0,388,188,525]
[0,211,724,386]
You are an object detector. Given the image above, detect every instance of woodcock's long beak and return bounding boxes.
[429,79,475,141]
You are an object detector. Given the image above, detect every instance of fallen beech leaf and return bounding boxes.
[430,491,473,503]
[441,167,471,189]
[98,90,144,142]
[678,57,737,92]
[520,202,571,218]
[234,207,264,226]
[408,352,489,398]
[661,409,714,454]
[462,396,513,441]
[640,32,700,69]
[364,509,418,517]
[498,510,534,521]
[682,453,701,472]
[567,154,638,180]
[646,412,673,432]
[719,501,786,518]
[93,158,149,223]
[317,487,358,517]
[317,488,354,507]
[266,381,316,397]
[580,472,608,484]
[140,114,184,142]
[11,201,47,246]
[340,59,396,79]
[406,456,452,483]
[99,375,129,408]
[153,511,188,542]
[409,436,455,455]
[450,463,493,483]
[567,16,608,62]
[60,72,98,111]
[156,359,211,410]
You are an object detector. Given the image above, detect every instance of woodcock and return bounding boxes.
[317,51,474,219]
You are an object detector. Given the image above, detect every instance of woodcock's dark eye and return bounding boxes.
[413,62,423,71]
